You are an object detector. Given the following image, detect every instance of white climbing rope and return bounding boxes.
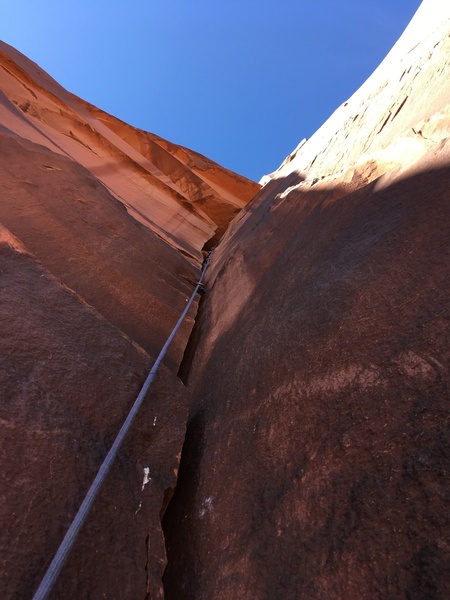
[32,251,212,600]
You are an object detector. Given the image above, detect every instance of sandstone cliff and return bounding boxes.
[1,0,450,598]
[163,2,450,598]
[0,41,258,599]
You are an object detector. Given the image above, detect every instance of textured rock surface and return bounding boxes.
[260,0,450,193]
[0,231,187,599]
[0,44,257,599]
[164,2,450,598]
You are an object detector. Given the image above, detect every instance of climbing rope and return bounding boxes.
[32,251,212,600]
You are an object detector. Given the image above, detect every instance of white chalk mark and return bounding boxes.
[141,467,151,491]
[199,496,213,519]
[135,467,152,516]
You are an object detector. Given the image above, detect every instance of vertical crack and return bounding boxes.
[160,239,216,598]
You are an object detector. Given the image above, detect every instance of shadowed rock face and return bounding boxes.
[164,167,450,599]
[0,235,188,599]
[163,2,450,598]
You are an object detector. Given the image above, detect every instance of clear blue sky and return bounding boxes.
[1,1,421,181]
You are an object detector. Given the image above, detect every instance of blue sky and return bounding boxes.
[1,1,421,181]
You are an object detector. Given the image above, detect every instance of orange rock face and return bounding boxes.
[163,3,450,599]
[0,42,259,263]
[0,42,258,599]
[0,235,187,599]
[0,40,259,368]
[2,1,450,598]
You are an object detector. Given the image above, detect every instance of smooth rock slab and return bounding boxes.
[163,164,450,599]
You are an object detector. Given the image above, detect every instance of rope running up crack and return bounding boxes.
[32,251,213,600]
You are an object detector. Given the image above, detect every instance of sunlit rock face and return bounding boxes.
[0,43,258,599]
[0,41,259,263]
[163,2,450,598]
[260,0,450,193]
